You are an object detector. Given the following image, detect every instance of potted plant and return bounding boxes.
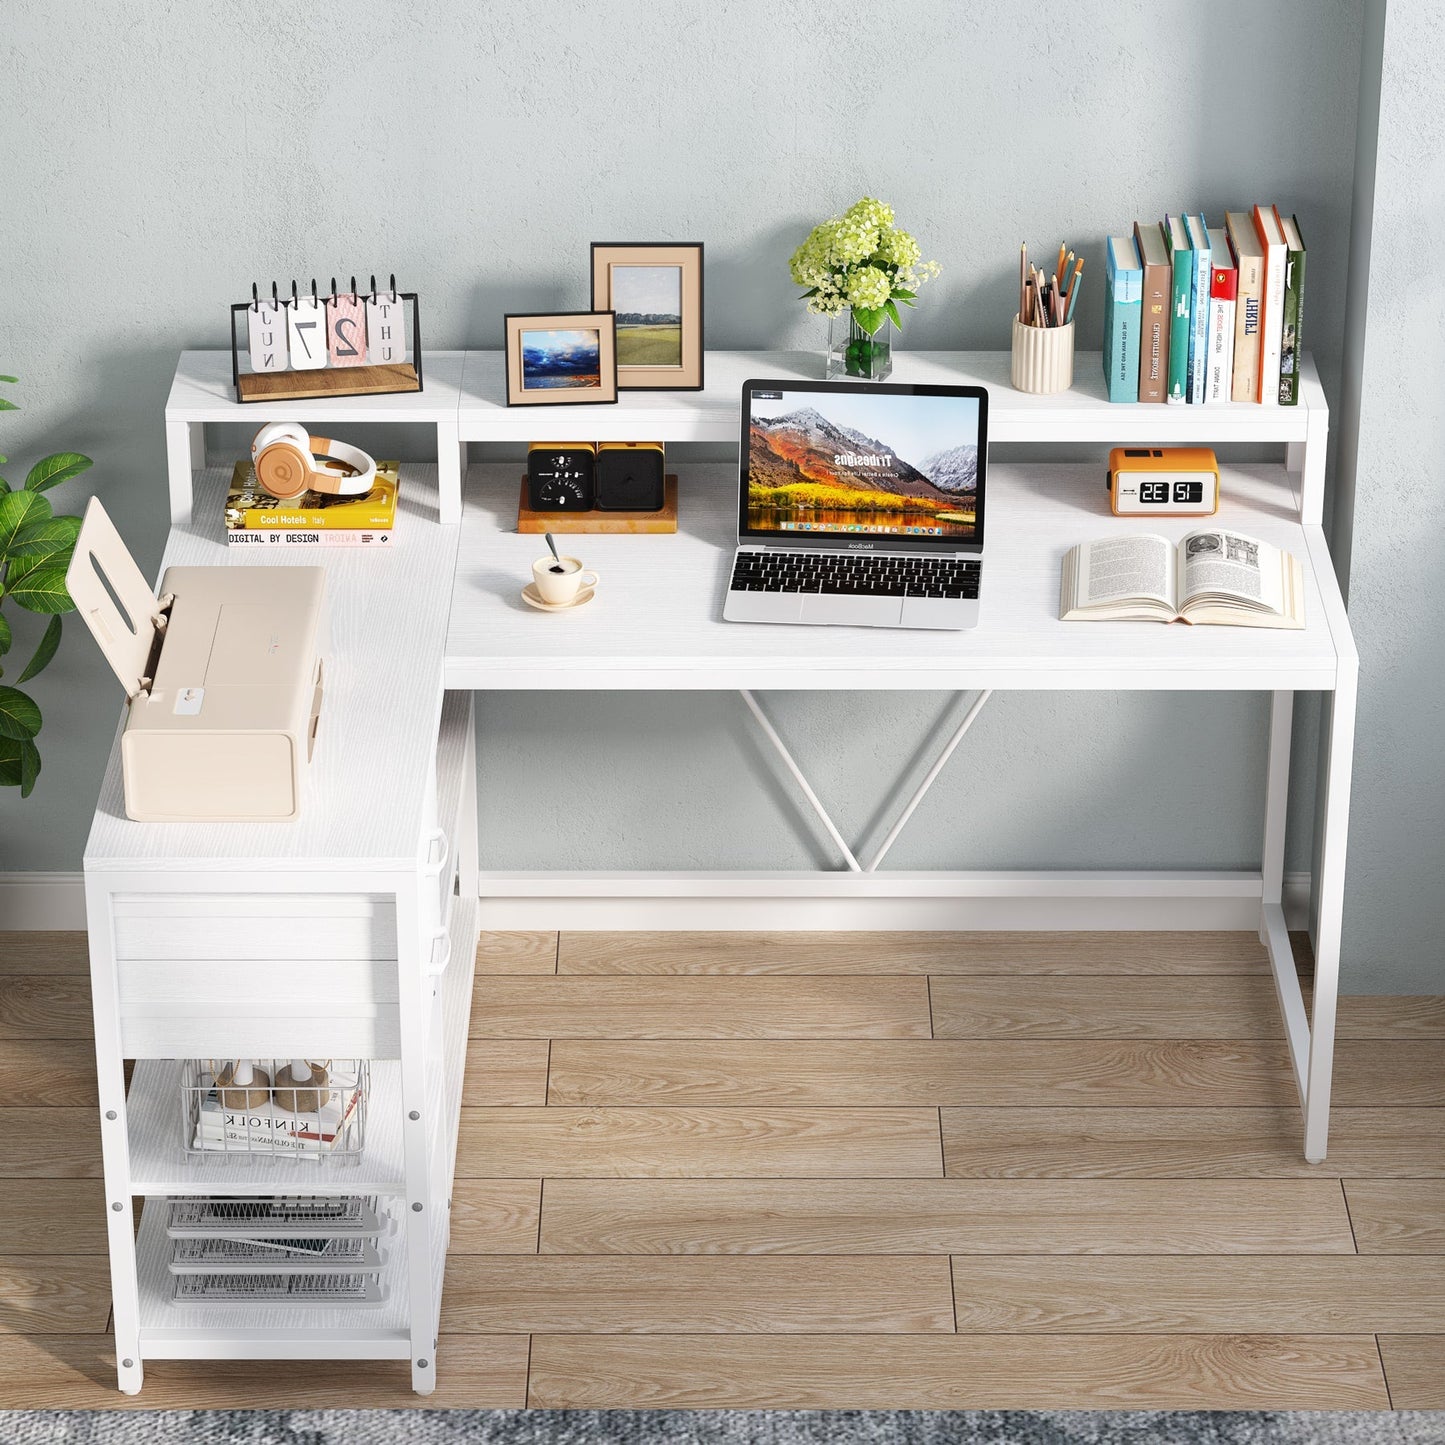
[0,375,93,797]
[789,197,940,382]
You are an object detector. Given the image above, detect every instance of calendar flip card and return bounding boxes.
[287,293,327,369]
[366,292,405,364]
[247,300,288,373]
[327,292,368,368]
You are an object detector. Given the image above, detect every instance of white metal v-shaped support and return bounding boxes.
[739,689,993,873]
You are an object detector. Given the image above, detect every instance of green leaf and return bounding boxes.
[851,306,886,336]
[8,514,81,572]
[0,736,41,797]
[16,615,61,683]
[0,376,17,384]
[885,299,904,332]
[892,288,917,300]
[0,399,17,412]
[0,490,51,558]
[8,565,72,614]
[0,684,41,739]
[0,612,8,655]
[24,452,92,493]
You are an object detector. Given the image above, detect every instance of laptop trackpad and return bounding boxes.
[800,594,904,627]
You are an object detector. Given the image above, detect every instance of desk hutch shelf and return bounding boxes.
[87,347,1354,1395]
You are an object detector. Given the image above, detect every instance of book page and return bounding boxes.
[1075,534,1176,608]
[1178,529,1285,612]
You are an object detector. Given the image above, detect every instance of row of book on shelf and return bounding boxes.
[1103,206,1305,406]
[224,459,401,546]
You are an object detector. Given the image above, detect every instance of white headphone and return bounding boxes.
[250,422,377,500]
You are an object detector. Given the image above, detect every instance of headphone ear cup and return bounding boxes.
[254,441,314,499]
[251,421,310,459]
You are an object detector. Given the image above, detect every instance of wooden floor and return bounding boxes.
[2,928,1445,1410]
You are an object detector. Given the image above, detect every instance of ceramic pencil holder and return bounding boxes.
[1011,315,1075,394]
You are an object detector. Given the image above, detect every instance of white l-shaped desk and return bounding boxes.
[82,348,1355,1394]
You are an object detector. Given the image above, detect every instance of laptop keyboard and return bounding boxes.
[730,550,981,599]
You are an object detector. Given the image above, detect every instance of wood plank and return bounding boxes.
[0,1036,97,1105]
[527,1333,1389,1409]
[537,1178,1356,1255]
[1336,995,1445,1038]
[0,977,92,1038]
[931,976,1281,1038]
[457,1106,943,1178]
[546,1040,1297,1108]
[1377,1335,1445,1409]
[948,1256,1445,1333]
[1335,1041,1445,1105]
[442,1255,954,1333]
[447,1180,542,1253]
[1344,1181,1445,1252]
[470,976,932,1039]
[0,1333,529,1409]
[517,473,679,533]
[476,930,557,975]
[0,1257,110,1333]
[0,1109,99,1178]
[0,1181,107,1253]
[0,932,89,976]
[559,930,1270,975]
[943,1107,1445,1178]
[461,1039,550,1105]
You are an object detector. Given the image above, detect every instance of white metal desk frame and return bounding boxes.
[160,350,1355,1166]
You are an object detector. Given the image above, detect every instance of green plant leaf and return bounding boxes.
[892,288,917,300]
[0,684,41,739]
[0,490,51,558]
[0,376,17,384]
[851,306,887,336]
[16,615,61,683]
[8,514,81,572]
[24,452,92,493]
[0,399,17,412]
[0,736,41,797]
[8,565,72,614]
[885,299,904,331]
[0,613,9,655]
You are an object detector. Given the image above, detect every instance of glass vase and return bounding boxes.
[826,310,894,382]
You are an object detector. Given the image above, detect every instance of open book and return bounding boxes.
[1060,529,1304,628]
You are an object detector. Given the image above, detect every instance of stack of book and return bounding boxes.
[224,459,400,547]
[1103,207,1306,406]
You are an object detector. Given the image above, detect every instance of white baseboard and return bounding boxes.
[0,869,1316,934]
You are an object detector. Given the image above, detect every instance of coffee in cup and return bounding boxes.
[532,555,599,605]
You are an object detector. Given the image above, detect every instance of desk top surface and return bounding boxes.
[85,467,459,872]
[445,460,1346,692]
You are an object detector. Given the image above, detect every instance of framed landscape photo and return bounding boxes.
[503,311,619,406]
[590,242,704,390]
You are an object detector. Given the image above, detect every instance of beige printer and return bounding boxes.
[67,498,327,822]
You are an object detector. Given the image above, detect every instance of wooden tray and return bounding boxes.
[516,474,678,533]
[237,362,421,403]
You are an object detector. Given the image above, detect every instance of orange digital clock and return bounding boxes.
[1107,446,1220,516]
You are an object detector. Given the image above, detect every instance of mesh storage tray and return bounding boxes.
[166,1196,385,1239]
[172,1271,385,1306]
[169,1233,384,1274]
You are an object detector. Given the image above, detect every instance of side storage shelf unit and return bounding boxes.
[85,691,476,1394]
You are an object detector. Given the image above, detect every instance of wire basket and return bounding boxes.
[167,1195,385,1238]
[180,1059,368,1161]
[169,1233,384,1273]
[172,1271,386,1306]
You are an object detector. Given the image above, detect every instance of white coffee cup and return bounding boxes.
[532,555,599,605]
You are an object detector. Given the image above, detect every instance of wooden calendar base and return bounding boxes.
[516,474,678,533]
[237,362,421,404]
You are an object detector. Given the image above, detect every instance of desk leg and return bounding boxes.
[437,422,463,525]
[85,874,143,1395]
[165,420,201,526]
[1305,670,1358,1163]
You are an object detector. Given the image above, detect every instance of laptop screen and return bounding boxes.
[740,378,987,550]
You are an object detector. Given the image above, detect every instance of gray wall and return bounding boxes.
[1331,0,1445,993]
[4,3,1374,966]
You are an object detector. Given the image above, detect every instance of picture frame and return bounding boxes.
[503,311,619,406]
[590,242,704,390]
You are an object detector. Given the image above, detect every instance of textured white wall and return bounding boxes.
[3,2,1369,958]
[1332,0,1445,993]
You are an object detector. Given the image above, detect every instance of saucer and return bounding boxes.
[522,582,596,612]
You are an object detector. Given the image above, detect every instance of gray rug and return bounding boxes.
[1,1413,1443,1444]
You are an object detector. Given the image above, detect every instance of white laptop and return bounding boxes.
[723,377,989,630]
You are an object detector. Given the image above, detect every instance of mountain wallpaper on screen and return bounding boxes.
[750,408,976,515]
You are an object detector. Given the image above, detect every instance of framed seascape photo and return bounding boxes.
[590,243,704,390]
[503,311,619,406]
